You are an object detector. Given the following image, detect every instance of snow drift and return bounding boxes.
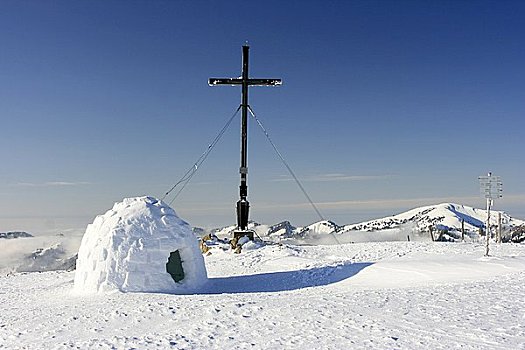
[74,196,207,293]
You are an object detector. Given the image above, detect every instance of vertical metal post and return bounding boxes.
[478,171,503,255]
[498,212,502,243]
[241,45,249,186]
[236,45,250,231]
[485,172,491,256]
[485,197,491,256]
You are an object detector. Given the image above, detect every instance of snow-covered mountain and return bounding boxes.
[207,221,297,238]
[1,233,80,274]
[0,231,33,239]
[341,203,524,235]
[297,220,339,236]
[16,244,77,273]
[197,203,525,242]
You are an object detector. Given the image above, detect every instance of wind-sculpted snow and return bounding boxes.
[2,242,525,349]
[202,262,372,294]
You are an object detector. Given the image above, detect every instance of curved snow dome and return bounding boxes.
[74,196,207,293]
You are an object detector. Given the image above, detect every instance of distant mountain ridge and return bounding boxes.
[16,244,77,273]
[0,231,33,239]
[196,203,525,241]
[340,203,524,235]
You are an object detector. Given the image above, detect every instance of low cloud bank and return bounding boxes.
[283,224,431,246]
[0,234,82,274]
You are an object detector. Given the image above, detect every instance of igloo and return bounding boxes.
[74,196,207,293]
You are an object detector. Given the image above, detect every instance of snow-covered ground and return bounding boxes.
[2,241,525,349]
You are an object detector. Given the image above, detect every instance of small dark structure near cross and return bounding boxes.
[209,45,281,240]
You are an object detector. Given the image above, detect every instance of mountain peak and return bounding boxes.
[0,231,33,239]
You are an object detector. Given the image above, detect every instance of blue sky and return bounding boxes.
[1,1,524,233]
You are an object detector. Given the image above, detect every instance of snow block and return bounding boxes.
[74,196,207,293]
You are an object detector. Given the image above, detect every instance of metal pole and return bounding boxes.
[498,212,502,243]
[485,197,490,256]
[236,45,250,231]
[241,45,249,186]
[485,172,491,256]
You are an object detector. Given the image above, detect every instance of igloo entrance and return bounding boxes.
[166,250,185,283]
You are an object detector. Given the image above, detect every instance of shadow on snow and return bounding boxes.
[200,262,373,294]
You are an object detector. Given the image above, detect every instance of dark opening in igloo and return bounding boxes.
[166,250,185,283]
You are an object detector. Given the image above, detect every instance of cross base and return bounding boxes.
[233,230,254,241]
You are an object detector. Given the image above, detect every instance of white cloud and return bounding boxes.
[271,173,394,183]
[252,194,525,212]
[11,181,91,187]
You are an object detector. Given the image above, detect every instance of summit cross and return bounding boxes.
[209,45,282,237]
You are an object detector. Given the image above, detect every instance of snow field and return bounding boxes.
[1,241,525,349]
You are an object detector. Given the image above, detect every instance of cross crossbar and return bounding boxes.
[209,78,282,86]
